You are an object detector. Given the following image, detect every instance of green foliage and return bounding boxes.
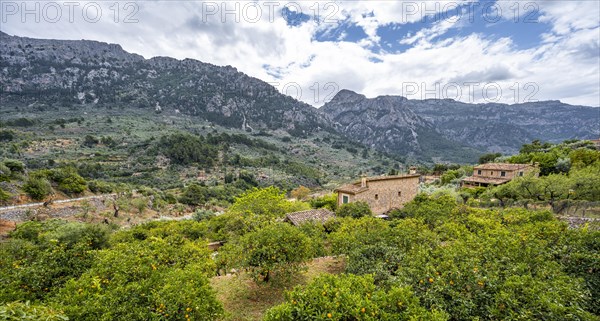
[219,223,314,283]
[509,139,600,176]
[0,130,15,142]
[559,228,600,315]
[485,160,600,211]
[0,164,10,182]
[156,133,219,167]
[87,180,114,194]
[2,159,25,173]
[193,209,216,222]
[4,118,36,127]
[478,152,502,164]
[204,211,273,242]
[440,170,460,185]
[57,175,87,194]
[328,217,394,255]
[389,193,458,227]
[49,167,87,195]
[131,197,147,214]
[23,176,52,200]
[0,187,11,205]
[54,236,220,320]
[263,274,448,321]
[0,221,112,302]
[0,301,68,320]
[346,243,404,287]
[179,183,208,206]
[327,193,599,319]
[310,193,338,211]
[110,220,209,244]
[336,201,372,218]
[82,134,99,147]
[227,187,309,218]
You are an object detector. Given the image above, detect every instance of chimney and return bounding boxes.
[409,166,417,175]
[361,175,367,188]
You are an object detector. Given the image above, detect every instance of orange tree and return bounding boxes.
[327,194,598,319]
[218,222,314,283]
[263,274,448,320]
[52,236,222,320]
[0,220,112,302]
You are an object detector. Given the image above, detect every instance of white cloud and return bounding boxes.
[1,0,598,107]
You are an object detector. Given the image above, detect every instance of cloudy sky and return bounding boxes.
[2,0,599,107]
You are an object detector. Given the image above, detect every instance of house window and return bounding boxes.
[398,191,402,198]
[519,171,523,177]
[342,195,349,204]
[375,194,379,200]
[477,170,481,175]
[491,171,494,176]
[500,171,506,177]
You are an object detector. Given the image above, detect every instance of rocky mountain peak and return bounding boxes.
[329,89,366,103]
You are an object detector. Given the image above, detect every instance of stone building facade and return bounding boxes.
[462,163,537,187]
[335,174,420,214]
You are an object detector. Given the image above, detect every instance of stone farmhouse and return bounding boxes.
[462,163,537,187]
[335,174,420,214]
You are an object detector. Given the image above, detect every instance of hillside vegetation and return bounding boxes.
[1,183,599,320]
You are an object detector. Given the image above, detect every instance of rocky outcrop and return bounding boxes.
[0,31,330,136]
[322,90,481,162]
[322,89,599,160]
[1,32,597,161]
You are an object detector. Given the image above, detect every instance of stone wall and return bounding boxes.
[0,198,108,222]
[353,176,420,214]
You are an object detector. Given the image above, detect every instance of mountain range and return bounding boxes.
[1,31,598,163]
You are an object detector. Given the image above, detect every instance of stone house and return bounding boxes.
[462,163,537,187]
[335,174,420,214]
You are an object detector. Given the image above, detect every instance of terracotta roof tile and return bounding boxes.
[285,209,335,226]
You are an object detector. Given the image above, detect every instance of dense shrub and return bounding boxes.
[179,183,208,205]
[49,168,87,194]
[0,187,10,204]
[309,193,338,211]
[346,243,404,287]
[23,176,52,200]
[82,135,99,147]
[0,164,10,182]
[227,186,309,218]
[388,193,457,227]
[336,201,372,218]
[156,133,219,167]
[219,223,314,283]
[3,159,25,173]
[0,130,15,142]
[193,209,216,222]
[264,274,448,320]
[87,180,114,193]
[0,221,112,302]
[54,237,220,320]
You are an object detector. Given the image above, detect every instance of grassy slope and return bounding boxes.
[210,256,346,321]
